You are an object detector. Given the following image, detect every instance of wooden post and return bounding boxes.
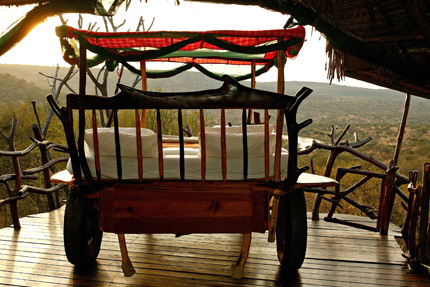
[251,60,256,89]
[378,94,410,235]
[242,109,248,181]
[156,109,164,180]
[393,94,411,165]
[199,109,206,181]
[140,61,147,128]
[312,150,341,221]
[419,163,430,264]
[135,110,143,181]
[79,42,87,95]
[247,60,256,124]
[264,110,270,181]
[32,124,56,210]
[178,109,185,181]
[378,160,397,235]
[91,110,101,183]
[268,47,286,243]
[6,119,21,229]
[274,48,286,178]
[221,109,227,182]
[277,49,285,94]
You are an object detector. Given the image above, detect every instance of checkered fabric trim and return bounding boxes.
[67,26,305,51]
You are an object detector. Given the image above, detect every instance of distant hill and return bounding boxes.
[0,72,50,102]
[1,64,430,125]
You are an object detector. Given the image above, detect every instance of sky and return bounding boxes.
[0,0,380,89]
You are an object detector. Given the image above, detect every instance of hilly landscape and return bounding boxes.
[0,72,50,102]
[1,63,429,126]
[0,63,429,227]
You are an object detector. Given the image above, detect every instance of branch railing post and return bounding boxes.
[377,160,398,235]
[311,125,350,221]
[378,93,410,235]
[32,124,56,211]
[2,119,23,229]
[419,163,430,266]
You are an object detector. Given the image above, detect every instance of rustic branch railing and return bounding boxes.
[415,163,430,273]
[0,119,69,229]
[299,125,409,235]
[398,164,430,274]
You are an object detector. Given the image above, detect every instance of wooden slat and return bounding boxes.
[79,42,86,96]
[134,110,143,181]
[220,109,227,182]
[113,110,122,182]
[241,109,248,181]
[92,109,101,182]
[275,41,285,183]
[178,109,185,181]
[273,109,284,182]
[264,109,269,181]
[139,61,147,128]
[156,109,164,180]
[77,108,92,182]
[247,60,256,124]
[199,109,206,182]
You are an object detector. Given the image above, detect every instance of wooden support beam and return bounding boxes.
[393,94,411,166]
[378,160,398,235]
[79,42,87,95]
[247,60,256,124]
[140,61,147,128]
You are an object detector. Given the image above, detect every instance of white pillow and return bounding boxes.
[205,124,274,134]
[84,127,159,158]
[199,132,276,158]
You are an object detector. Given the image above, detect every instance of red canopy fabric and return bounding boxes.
[66,26,305,50]
[63,25,306,64]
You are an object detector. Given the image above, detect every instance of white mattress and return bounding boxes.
[67,147,289,181]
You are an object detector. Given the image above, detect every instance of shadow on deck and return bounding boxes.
[0,208,429,286]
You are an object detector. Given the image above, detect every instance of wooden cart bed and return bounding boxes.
[48,75,315,278]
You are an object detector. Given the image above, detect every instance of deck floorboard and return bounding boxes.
[1,207,429,286]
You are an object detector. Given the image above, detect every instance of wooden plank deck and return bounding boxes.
[0,207,429,286]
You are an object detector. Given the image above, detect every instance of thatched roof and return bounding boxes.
[3,0,429,98]
[193,0,430,99]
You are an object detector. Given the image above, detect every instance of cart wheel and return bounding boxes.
[64,192,103,268]
[276,189,307,270]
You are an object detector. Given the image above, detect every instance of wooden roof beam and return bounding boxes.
[365,0,380,35]
[344,70,430,100]
[399,0,430,49]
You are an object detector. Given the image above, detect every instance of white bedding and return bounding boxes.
[69,127,288,180]
[67,147,289,180]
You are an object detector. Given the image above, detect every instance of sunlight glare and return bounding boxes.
[0,1,382,88]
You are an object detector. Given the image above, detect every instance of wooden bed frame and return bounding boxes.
[48,74,314,278]
[46,25,339,279]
